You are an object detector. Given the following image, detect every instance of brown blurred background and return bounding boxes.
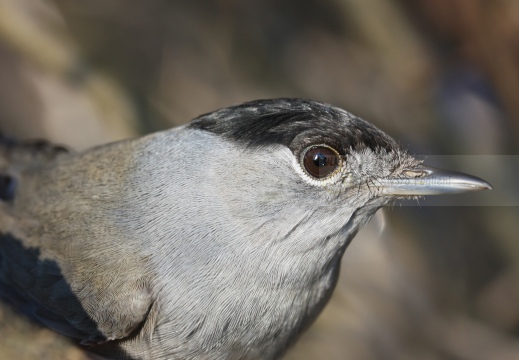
[0,0,518,359]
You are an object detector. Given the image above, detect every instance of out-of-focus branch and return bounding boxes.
[453,0,519,144]
[0,0,138,146]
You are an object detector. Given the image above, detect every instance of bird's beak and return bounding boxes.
[376,165,493,196]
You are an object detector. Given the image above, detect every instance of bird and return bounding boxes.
[0,98,491,360]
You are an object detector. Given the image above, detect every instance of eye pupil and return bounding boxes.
[302,146,340,179]
[313,153,327,167]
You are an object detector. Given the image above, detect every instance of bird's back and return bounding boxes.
[0,134,68,197]
[0,134,155,356]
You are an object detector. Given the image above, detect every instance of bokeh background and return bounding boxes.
[0,0,518,359]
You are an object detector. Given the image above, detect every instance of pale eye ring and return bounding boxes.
[301,145,341,179]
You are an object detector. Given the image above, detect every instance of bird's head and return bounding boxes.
[137,98,490,260]
[188,99,490,241]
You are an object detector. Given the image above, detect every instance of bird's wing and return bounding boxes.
[0,230,109,343]
[0,134,154,345]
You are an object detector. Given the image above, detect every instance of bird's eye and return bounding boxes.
[302,146,340,179]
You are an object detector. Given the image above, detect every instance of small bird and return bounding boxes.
[0,99,490,360]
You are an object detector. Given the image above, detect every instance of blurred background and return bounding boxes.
[0,0,518,359]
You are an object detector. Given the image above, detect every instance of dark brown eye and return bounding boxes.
[302,146,340,179]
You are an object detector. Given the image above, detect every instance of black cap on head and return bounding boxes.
[189,98,399,156]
